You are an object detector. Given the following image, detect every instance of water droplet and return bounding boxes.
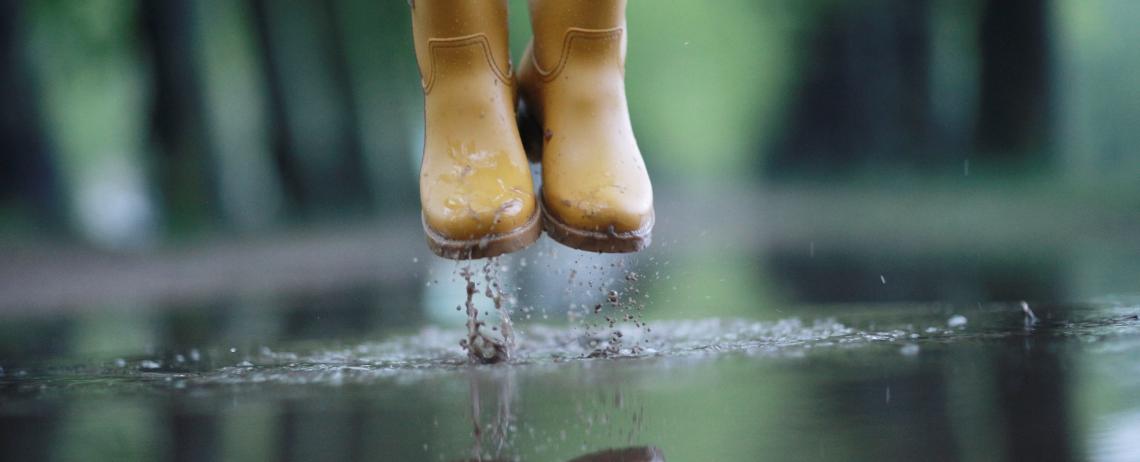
[947,315,968,328]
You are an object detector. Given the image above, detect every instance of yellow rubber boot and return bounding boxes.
[411,0,540,259]
[519,0,654,253]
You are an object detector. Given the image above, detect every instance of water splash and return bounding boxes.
[5,303,1136,394]
[188,317,855,387]
[459,257,514,364]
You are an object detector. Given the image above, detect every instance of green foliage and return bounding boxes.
[626,0,798,183]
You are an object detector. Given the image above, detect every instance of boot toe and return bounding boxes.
[424,194,536,241]
[545,187,652,235]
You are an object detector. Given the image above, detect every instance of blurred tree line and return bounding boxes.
[1,0,422,247]
[1,0,1137,248]
[766,0,1052,174]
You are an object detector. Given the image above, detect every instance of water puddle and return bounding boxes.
[2,299,1139,461]
[4,301,1136,393]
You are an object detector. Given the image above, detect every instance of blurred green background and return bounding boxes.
[2,0,1137,247]
[3,0,1137,322]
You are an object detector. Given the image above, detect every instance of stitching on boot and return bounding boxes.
[422,33,513,94]
[530,27,624,82]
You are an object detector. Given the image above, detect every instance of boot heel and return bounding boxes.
[516,99,543,163]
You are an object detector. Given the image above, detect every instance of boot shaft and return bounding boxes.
[410,0,513,95]
[527,0,628,73]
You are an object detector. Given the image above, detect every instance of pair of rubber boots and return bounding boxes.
[412,0,653,260]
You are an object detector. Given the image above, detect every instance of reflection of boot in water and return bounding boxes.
[566,446,667,462]
[467,370,516,460]
[463,372,663,462]
[410,1,541,259]
[519,0,655,253]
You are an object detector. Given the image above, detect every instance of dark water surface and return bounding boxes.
[2,296,1139,461]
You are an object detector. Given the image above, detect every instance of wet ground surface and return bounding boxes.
[2,295,1139,461]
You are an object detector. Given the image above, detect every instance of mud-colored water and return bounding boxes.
[454,252,654,364]
[458,258,514,364]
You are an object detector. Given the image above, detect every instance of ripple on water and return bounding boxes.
[193,303,1140,386]
[6,303,1138,392]
[195,317,860,386]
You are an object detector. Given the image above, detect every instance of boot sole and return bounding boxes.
[423,208,542,260]
[540,190,653,254]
